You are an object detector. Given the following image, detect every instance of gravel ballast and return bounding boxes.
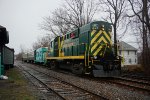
[18,61,150,100]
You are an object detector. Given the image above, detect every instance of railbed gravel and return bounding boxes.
[16,64,62,100]
[20,62,150,100]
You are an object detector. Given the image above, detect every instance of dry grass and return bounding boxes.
[0,67,37,100]
[122,64,144,72]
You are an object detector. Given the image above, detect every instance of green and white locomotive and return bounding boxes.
[46,21,121,77]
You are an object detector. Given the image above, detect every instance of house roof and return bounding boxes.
[118,41,137,51]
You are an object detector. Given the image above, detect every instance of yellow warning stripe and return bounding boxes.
[108,31,112,45]
[93,46,103,56]
[91,30,102,45]
[91,37,107,53]
[93,38,107,56]
[91,30,97,37]
[46,56,84,60]
[102,31,111,42]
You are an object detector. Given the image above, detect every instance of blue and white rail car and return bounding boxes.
[34,47,48,64]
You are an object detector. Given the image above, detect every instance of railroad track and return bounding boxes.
[17,64,107,100]
[17,65,64,100]
[122,74,150,82]
[108,77,150,94]
[21,62,150,94]
[117,76,150,85]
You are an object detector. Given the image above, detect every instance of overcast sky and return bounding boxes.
[0,0,138,54]
[0,0,61,54]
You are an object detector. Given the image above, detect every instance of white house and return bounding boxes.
[118,41,137,66]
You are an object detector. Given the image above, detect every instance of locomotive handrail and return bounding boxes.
[59,35,65,56]
[102,44,107,57]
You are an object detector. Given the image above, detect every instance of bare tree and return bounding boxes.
[63,0,98,27]
[128,0,150,34]
[127,0,150,74]
[15,45,27,60]
[130,17,143,51]
[19,44,26,53]
[15,53,22,60]
[99,0,128,57]
[32,34,52,50]
[40,0,99,35]
[40,8,71,36]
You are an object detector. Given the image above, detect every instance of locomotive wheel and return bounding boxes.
[72,63,84,75]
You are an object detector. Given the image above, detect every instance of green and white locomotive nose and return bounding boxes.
[90,22,112,57]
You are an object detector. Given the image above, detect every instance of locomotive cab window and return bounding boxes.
[70,31,79,38]
[67,34,70,39]
[70,32,77,38]
[50,41,53,48]
[70,33,75,38]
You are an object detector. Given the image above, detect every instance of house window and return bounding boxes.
[135,51,137,55]
[129,58,131,63]
[119,51,121,55]
[128,51,129,55]
[135,59,136,63]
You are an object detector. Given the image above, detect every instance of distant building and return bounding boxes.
[118,41,137,66]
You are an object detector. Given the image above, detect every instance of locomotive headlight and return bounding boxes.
[94,56,97,59]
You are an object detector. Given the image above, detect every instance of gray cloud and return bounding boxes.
[0,0,60,54]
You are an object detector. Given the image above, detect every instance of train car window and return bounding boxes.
[50,41,53,48]
[70,33,75,38]
[36,52,38,56]
[70,31,79,39]
[67,34,69,39]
